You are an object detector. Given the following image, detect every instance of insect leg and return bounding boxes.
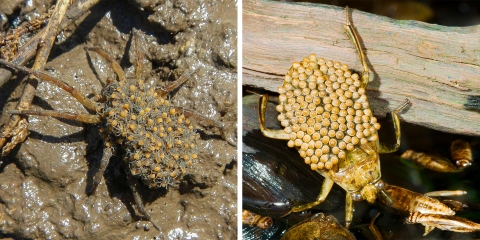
[156,71,194,98]
[424,190,467,197]
[0,59,100,111]
[7,109,101,124]
[87,145,113,194]
[408,212,480,235]
[378,99,410,153]
[127,173,162,232]
[84,47,126,82]
[344,6,370,88]
[179,107,237,146]
[284,177,334,216]
[258,94,290,140]
[368,213,383,240]
[133,31,144,80]
[345,193,353,228]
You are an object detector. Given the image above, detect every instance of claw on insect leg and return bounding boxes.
[379,189,394,206]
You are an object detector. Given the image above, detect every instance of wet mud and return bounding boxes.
[0,0,237,239]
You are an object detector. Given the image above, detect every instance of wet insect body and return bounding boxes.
[258,7,408,227]
[280,213,355,240]
[242,209,274,229]
[383,184,480,236]
[0,46,229,232]
[401,139,473,172]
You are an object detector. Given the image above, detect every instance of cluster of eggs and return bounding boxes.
[276,54,380,171]
[101,78,199,188]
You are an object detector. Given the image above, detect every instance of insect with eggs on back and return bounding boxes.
[0,42,234,232]
[258,6,409,227]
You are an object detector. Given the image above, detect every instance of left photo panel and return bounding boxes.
[0,0,237,239]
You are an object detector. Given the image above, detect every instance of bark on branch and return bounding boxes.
[243,0,480,136]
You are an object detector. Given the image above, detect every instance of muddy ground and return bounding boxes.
[0,0,237,239]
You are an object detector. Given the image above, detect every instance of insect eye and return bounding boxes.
[374,180,385,190]
[352,193,362,201]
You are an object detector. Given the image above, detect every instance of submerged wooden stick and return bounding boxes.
[243,0,480,136]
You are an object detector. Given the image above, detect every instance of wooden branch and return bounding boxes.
[0,0,101,87]
[0,0,100,154]
[243,0,480,136]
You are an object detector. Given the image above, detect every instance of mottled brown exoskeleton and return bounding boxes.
[401,139,473,172]
[242,209,273,229]
[0,44,233,231]
[258,6,410,227]
[382,184,480,236]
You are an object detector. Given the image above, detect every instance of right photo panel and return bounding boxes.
[242,1,480,239]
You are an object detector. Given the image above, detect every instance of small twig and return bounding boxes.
[0,0,101,87]
[0,0,101,154]
[31,0,71,72]
[0,0,71,154]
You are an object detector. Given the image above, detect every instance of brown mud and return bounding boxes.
[0,0,237,239]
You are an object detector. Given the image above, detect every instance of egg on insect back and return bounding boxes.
[276,54,381,171]
[101,79,199,189]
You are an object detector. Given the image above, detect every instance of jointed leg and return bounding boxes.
[87,145,113,194]
[135,53,143,79]
[180,107,237,146]
[368,213,383,239]
[284,177,334,216]
[258,94,290,140]
[378,188,394,206]
[134,51,143,80]
[180,107,224,129]
[85,47,126,82]
[156,71,194,98]
[0,59,100,111]
[127,173,162,232]
[7,109,101,124]
[345,193,353,228]
[424,190,467,197]
[378,99,411,154]
[133,31,144,80]
[344,6,370,88]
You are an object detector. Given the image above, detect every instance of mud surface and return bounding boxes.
[0,0,237,239]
